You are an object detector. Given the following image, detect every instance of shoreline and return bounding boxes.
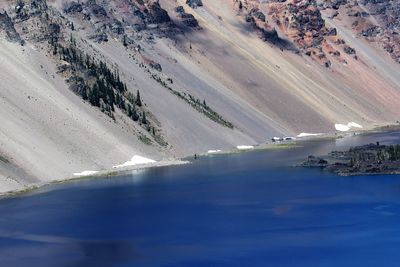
[0,159,188,199]
[199,124,400,157]
[1,124,399,199]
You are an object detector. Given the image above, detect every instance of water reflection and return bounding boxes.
[0,130,399,266]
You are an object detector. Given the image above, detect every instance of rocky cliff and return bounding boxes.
[0,0,399,193]
[318,0,400,64]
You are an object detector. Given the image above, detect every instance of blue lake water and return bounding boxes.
[1,131,400,267]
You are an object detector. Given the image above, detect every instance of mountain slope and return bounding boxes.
[0,0,399,193]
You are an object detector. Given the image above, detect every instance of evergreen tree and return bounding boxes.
[85,54,91,68]
[127,104,133,117]
[123,35,128,47]
[131,108,139,121]
[82,86,88,100]
[136,90,142,107]
[141,112,147,124]
[53,43,57,55]
[89,84,100,107]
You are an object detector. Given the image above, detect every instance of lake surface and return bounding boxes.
[1,131,400,267]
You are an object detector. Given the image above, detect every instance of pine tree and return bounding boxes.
[53,43,57,55]
[89,84,100,107]
[136,90,142,107]
[82,87,88,100]
[141,112,147,124]
[127,104,133,117]
[132,108,139,121]
[123,35,128,47]
[85,54,91,68]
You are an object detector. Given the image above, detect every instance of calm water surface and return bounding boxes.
[1,131,400,267]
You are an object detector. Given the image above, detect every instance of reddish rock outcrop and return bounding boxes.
[233,0,355,67]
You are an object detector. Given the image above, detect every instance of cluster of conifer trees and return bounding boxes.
[385,145,400,161]
[150,73,234,129]
[349,144,400,164]
[53,37,147,125]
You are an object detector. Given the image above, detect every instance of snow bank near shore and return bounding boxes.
[113,155,156,169]
[335,122,363,132]
[348,122,363,128]
[73,170,99,176]
[297,133,324,138]
[237,145,254,150]
[208,150,222,154]
[335,124,351,131]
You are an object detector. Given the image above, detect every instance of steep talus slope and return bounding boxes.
[0,40,164,191]
[318,0,400,64]
[0,0,399,193]
[160,0,400,131]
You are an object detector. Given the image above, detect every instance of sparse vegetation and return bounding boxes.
[302,143,400,176]
[149,72,234,129]
[51,36,166,146]
[0,154,9,164]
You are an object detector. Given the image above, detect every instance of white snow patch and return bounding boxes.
[113,155,156,169]
[335,122,363,132]
[237,145,254,150]
[348,122,363,128]
[208,150,222,154]
[297,133,324,138]
[73,170,99,176]
[335,124,351,132]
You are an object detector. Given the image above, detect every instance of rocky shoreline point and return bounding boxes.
[301,142,400,176]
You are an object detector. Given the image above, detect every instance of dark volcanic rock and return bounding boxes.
[319,0,348,10]
[175,6,185,14]
[14,0,48,20]
[343,45,356,54]
[109,20,124,35]
[186,0,203,9]
[326,27,337,36]
[175,6,199,28]
[182,14,199,27]
[336,0,400,63]
[301,143,400,176]
[90,30,108,43]
[30,0,48,15]
[149,62,162,71]
[288,1,326,34]
[249,8,266,22]
[148,2,171,24]
[64,1,83,14]
[47,23,61,40]
[0,11,22,43]
[86,0,107,18]
[301,155,328,167]
[362,25,382,37]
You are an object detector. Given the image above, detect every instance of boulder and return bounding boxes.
[186,0,203,9]
[0,11,22,43]
[64,1,83,14]
[148,2,171,24]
